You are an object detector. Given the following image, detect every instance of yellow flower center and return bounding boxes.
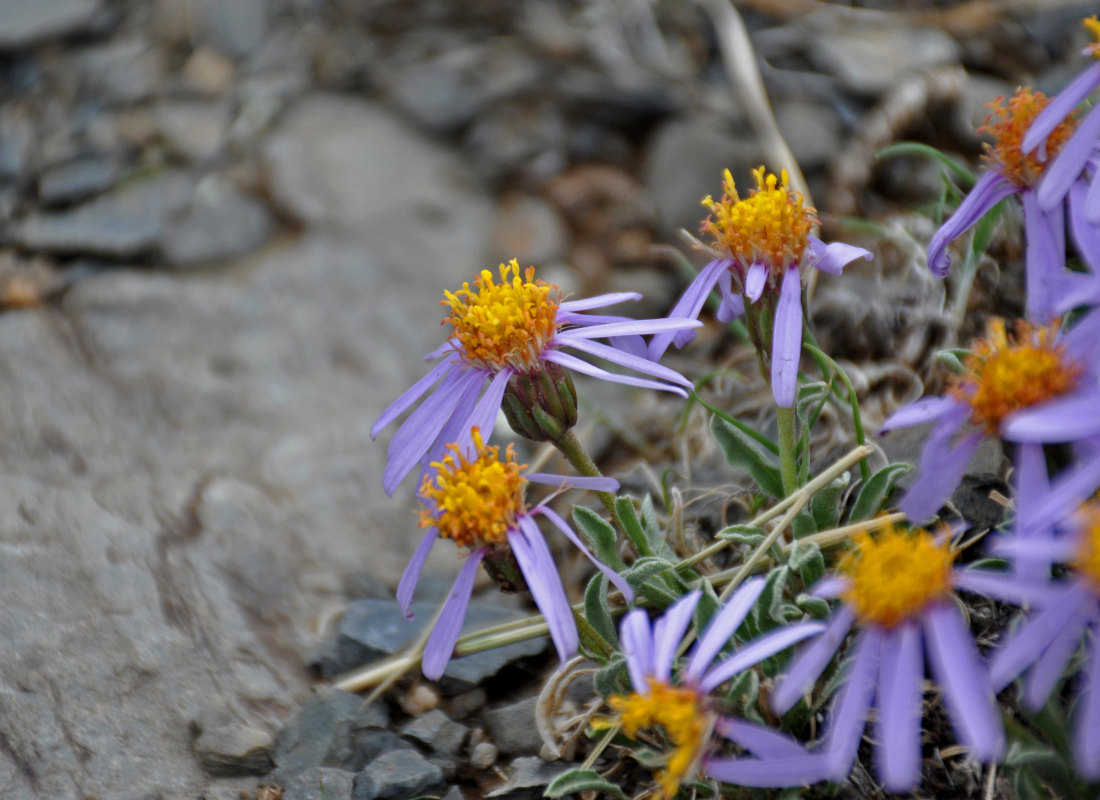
[700,167,816,279]
[418,427,527,549]
[442,259,561,373]
[1085,15,1100,59]
[950,318,1082,434]
[1072,501,1100,594]
[980,88,1077,186]
[841,524,955,629]
[609,680,709,799]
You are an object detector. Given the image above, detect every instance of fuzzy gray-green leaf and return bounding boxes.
[711,416,784,499]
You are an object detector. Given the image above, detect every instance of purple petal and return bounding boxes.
[1023,62,1100,153]
[371,356,459,439]
[1015,442,1051,533]
[542,349,689,396]
[1088,167,1100,227]
[715,717,809,759]
[422,549,485,680]
[553,335,693,386]
[1063,305,1100,363]
[704,754,833,788]
[1073,623,1100,781]
[684,577,765,684]
[745,262,767,302]
[1070,178,1100,274]
[875,621,924,793]
[700,622,828,693]
[561,317,703,341]
[607,334,647,359]
[383,369,486,495]
[811,574,849,599]
[1025,446,1100,527]
[1023,596,1092,711]
[530,505,634,601]
[927,170,1018,277]
[990,535,1079,564]
[1002,389,1100,443]
[1037,104,1100,213]
[823,627,881,781]
[1023,188,1066,323]
[923,602,1004,762]
[647,259,729,360]
[511,517,578,664]
[525,473,620,493]
[771,266,803,409]
[716,270,745,322]
[418,369,492,480]
[396,528,438,619]
[652,591,702,683]
[989,585,1091,690]
[620,608,655,691]
[879,396,965,433]
[952,568,1065,609]
[772,604,856,715]
[808,236,872,275]
[559,292,641,312]
[899,429,982,524]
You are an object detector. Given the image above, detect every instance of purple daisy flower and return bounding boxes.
[371,259,701,495]
[927,87,1086,322]
[769,523,1007,793]
[406,427,634,680]
[608,581,826,797]
[880,309,1100,523]
[646,167,871,408]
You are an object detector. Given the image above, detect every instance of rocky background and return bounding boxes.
[0,0,1094,798]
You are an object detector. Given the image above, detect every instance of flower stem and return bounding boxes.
[776,405,799,496]
[553,429,623,528]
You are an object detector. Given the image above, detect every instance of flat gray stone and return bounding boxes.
[353,749,444,800]
[401,709,467,756]
[37,157,120,206]
[154,100,232,164]
[161,183,274,267]
[284,767,355,800]
[194,724,274,776]
[274,689,363,774]
[0,0,102,50]
[484,697,542,756]
[486,757,568,799]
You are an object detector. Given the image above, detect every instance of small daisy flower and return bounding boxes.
[770,523,1005,793]
[1022,17,1100,225]
[608,582,826,797]
[372,259,701,495]
[988,496,1100,781]
[880,310,1100,523]
[404,427,634,680]
[647,168,871,408]
[928,87,1081,321]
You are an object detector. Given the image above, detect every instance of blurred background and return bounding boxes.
[0,0,1094,797]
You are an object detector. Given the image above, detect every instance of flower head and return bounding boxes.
[649,168,870,408]
[372,260,700,494]
[607,582,827,796]
[770,522,1004,793]
[399,427,634,680]
[980,89,1075,188]
[880,309,1100,523]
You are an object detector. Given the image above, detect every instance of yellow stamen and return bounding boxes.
[841,523,955,629]
[700,167,816,281]
[609,680,709,799]
[980,88,1077,186]
[1072,501,1100,594]
[950,318,1082,434]
[418,427,527,549]
[442,259,561,373]
[1085,16,1100,59]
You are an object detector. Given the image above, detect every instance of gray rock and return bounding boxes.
[642,115,764,239]
[353,749,445,800]
[284,767,355,800]
[774,99,840,170]
[486,757,568,799]
[484,696,542,756]
[154,101,233,164]
[470,741,498,770]
[75,36,165,104]
[805,16,960,96]
[491,194,568,266]
[274,689,363,774]
[345,729,410,772]
[194,724,274,776]
[401,709,467,756]
[0,109,34,181]
[0,0,102,51]
[37,157,119,206]
[464,101,567,181]
[312,598,547,686]
[188,0,270,59]
[161,183,274,267]
[442,787,465,800]
[9,170,195,258]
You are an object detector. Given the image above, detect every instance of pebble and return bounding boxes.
[0,0,102,51]
[283,767,355,800]
[352,749,444,800]
[161,183,274,267]
[486,756,568,800]
[37,157,119,206]
[400,709,468,756]
[183,47,237,96]
[484,696,543,757]
[75,36,165,104]
[491,194,569,266]
[400,683,441,717]
[273,689,364,774]
[193,724,275,777]
[154,100,232,164]
[470,741,498,770]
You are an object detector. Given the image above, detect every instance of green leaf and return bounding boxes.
[795,593,832,619]
[875,141,977,187]
[544,769,628,799]
[788,539,825,588]
[593,654,630,698]
[849,463,912,522]
[717,524,766,546]
[796,381,830,431]
[810,471,850,531]
[571,506,626,571]
[693,578,721,636]
[711,416,784,498]
[624,556,678,588]
[934,347,971,373]
[583,574,618,651]
[615,495,673,559]
[751,565,790,629]
[725,669,762,723]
